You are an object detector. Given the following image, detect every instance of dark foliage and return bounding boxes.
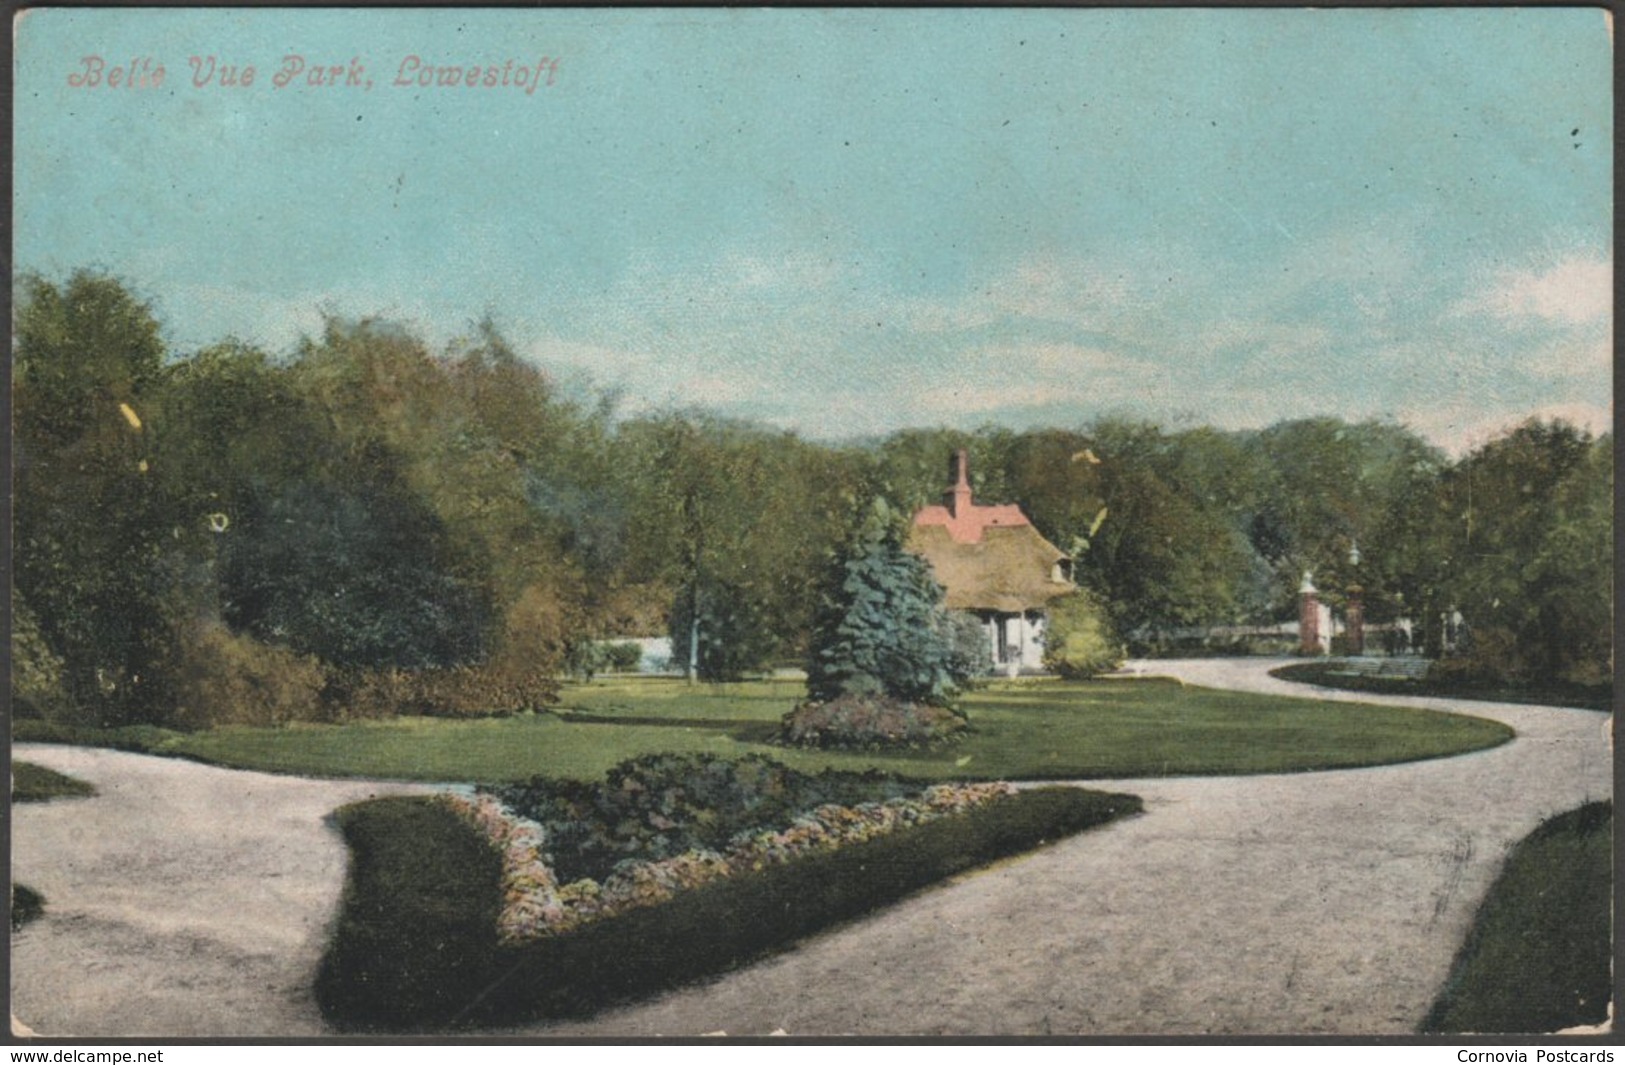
[220,479,492,671]
[668,578,776,682]
[11,885,46,931]
[1423,802,1612,1033]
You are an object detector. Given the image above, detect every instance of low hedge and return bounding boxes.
[11,885,45,931]
[315,797,504,1029]
[1270,662,1612,713]
[318,785,1141,1030]
[12,761,97,802]
[1422,801,1612,1033]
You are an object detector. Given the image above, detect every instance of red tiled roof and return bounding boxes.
[912,502,1033,544]
[907,449,1073,612]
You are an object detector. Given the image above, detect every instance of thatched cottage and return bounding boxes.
[907,450,1075,674]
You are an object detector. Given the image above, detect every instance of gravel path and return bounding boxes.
[10,660,1612,1037]
[9,748,432,1037]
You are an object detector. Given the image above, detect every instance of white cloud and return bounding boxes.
[143,233,1612,455]
[1521,335,1614,384]
[1457,254,1612,326]
[1399,398,1614,457]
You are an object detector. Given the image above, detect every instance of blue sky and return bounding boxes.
[15,8,1612,451]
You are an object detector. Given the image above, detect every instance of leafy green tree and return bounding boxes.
[13,272,175,722]
[806,500,958,705]
[619,413,859,678]
[1244,418,1444,617]
[1390,420,1610,687]
[218,478,491,670]
[1078,420,1255,641]
[668,577,776,682]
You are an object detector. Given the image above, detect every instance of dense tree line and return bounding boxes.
[12,272,1611,726]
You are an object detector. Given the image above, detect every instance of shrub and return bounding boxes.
[563,640,610,680]
[603,642,644,673]
[10,595,80,724]
[780,694,968,750]
[1041,590,1124,678]
[1430,626,1527,689]
[669,579,776,682]
[338,664,557,720]
[11,885,45,931]
[943,611,993,684]
[163,622,329,728]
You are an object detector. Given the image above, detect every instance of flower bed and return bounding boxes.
[318,761,1142,1030]
[779,694,968,748]
[441,774,1017,943]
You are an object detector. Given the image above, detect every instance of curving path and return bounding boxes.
[9,747,432,1037]
[10,660,1612,1036]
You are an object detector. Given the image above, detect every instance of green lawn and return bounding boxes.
[17,676,1514,784]
[12,761,96,801]
[1423,801,1612,1033]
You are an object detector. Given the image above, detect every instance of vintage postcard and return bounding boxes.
[10,7,1613,1042]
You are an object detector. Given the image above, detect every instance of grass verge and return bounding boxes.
[12,761,97,801]
[1421,801,1612,1034]
[1271,662,1611,713]
[317,786,1140,1030]
[20,677,1515,784]
[10,885,45,931]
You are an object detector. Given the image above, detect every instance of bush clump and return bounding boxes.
[339,662,559,720]
[164,622,329,728]
[780,693,968,750]
[10,595,78,723]
[11,885,45,931]
[1041,589,1124,678]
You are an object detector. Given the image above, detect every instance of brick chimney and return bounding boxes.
[944,448,974,517]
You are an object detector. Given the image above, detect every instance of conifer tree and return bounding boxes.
[806,500,957,706]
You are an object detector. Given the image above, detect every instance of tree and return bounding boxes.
[218,477,491,670]
[1078,420,1254,642]
[13,272,175,722]
[805,500,958,706]
[1390,420,1610,687]
[1244,418,1444,617]
[667,577,776,682]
